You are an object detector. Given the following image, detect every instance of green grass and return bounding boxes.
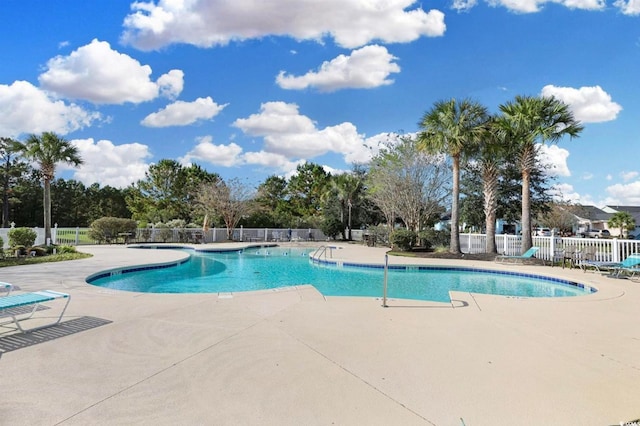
[387,251,418,257]
[0,252,92,268]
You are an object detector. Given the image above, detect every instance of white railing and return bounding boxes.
[44,227,326,246]
[462,233,640,263]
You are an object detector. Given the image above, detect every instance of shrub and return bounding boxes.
[419,229,449,249]
[320,217,343,240]
[46,244,76,254]
[154,224,173,242]
[8,227,37,248]
[390,229,417,251]
[88,217,137,243]
[367,225,390,246]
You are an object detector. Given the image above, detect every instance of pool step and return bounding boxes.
[296,285,326,302]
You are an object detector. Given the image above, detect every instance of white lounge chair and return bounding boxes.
[0,282,12,296]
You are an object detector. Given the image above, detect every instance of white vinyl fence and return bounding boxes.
[462,233,640,263]
[2,225,638,264]
[46,226,327,247]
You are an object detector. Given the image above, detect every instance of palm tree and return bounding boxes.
[497,96,583,253]
[328,172,363,240]
[20,132,83,244]
[417,98,488,253]
[608,211,635,238]
[476,118,510,254]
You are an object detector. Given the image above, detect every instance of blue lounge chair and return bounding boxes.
[496,247,540,264]
[580,253,640,275]
[0,290,70,333]
[609,254,640,278]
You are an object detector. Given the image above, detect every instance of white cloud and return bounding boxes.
[157,69,185,99]
[70,138,152,188]
[242,151,303,171]
[582,172,593,180]
[549,182,581,203]
[620,171,639,182]
[541,85,622,123]
[276,45,400,92]
[452,0,478,11]
[141,97,228,127]
[178,136,244,167]
[537,144,571,177]
[486,0,605,13]
[605,180,640,205]
[0,80,102,137]
[121,0,446,50]
[233,101,383,162]
[38,39,184,104]
[614,0,640,15]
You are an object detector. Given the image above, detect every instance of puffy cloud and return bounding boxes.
[541,85,622,123]
[276,45,400,92]
[242,151,304,171]
[178,102,398,174]
[0,80,102,137]
[452,0,478,11]
[122,0,446,50]
[486,0,605,13]
[178,136,244,167]
[614,0,640,15]
[537,144,571,177]
[620,171,639,182]
[549,182,582,203]
[233,101,372,161]
[605,180,640,205]
[38,39,184,104]
[141,97,228,127]
[70,138,152,188]
[157,69,185,99]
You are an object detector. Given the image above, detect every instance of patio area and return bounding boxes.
[1,243,639,425]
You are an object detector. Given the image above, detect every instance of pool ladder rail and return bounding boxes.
[311,245,337,261]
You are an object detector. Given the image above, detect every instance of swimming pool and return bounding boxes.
[86,246,595,302]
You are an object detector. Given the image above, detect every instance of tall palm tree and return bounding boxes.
[476,117,509,254]
[497,96,582,253]
[321,172,363,240]
[417,98,488,253]
[21,132,83,244]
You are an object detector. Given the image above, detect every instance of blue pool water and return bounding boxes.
[87,247,594,302]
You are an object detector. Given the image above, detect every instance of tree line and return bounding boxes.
[2,94,583,253]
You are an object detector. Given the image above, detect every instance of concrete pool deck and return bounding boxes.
[0,242,639,425]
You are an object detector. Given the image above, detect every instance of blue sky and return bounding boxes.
[0,0,638,207]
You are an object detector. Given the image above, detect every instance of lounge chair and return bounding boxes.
[0,289,70,333]
[495,247,540,264]
[608,254,640,278]
[1,282,12,296]
[578,248,638,274]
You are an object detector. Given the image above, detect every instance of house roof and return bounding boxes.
[604,205,640,215]
[574,205,611,221]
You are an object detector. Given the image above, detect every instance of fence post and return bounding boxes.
[612,238,619,263]
[264,228,268,242]
[212,227,216,242]
[75,226,80,245]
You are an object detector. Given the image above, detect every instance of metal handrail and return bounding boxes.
[310,245,333,260]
